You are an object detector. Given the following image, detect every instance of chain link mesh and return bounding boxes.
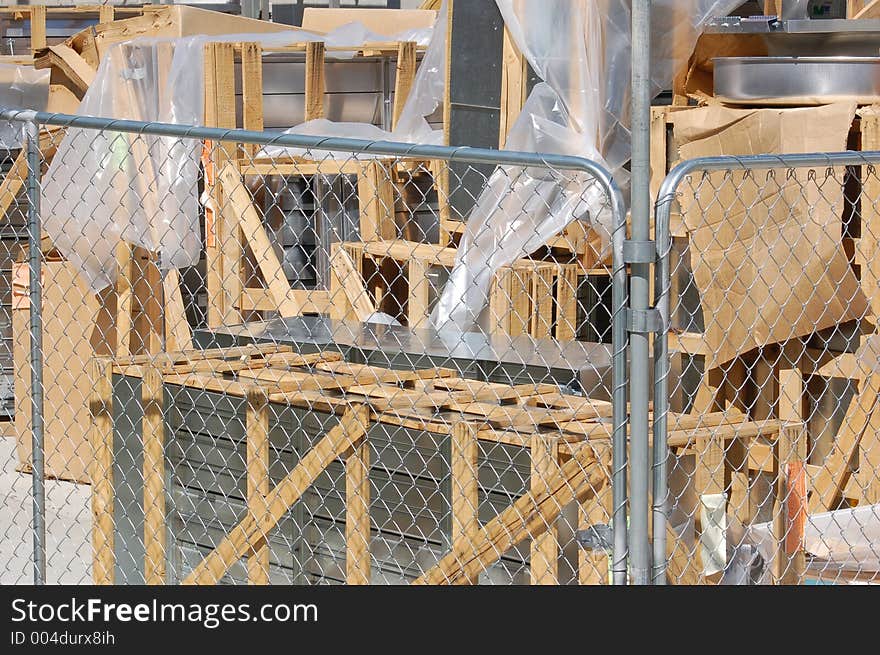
[0,114,627,586]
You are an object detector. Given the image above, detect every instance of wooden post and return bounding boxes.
[142,364,165,585]
[772,424,807,584]
[578,479,610,585]
[451,422,480,585]
[530,434,561,584]
[499,27,527,149]
[346,437,371,585]
[99,5,115,24]
[407,258,430,330]
[204,42,240,328]
[392,42,417,130]
[91,358,115,585]
[30,5,47,53]
[240,43,264,160]
[246,387,270,585]
[305,41,326,121]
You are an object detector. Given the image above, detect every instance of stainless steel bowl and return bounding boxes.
[714,56,880,105]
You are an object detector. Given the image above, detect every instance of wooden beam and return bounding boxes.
[392,41,417,130]
[357,162,397,242]
[773,424,807,584]
[853,0,880,19]
[413,444,606,585]
[451,422,480,585]
[183,405,370,585]
[142,364,165,585]
[305,41,325,121]
[345,437,371,585]
[499,27,527,148]
[530,434,561,584]
[246,387,270,585]
[162,270,193,353]
[90,358,114,585]
[329,245,376,322]
[218,165,302,317]
[99,5,115,23]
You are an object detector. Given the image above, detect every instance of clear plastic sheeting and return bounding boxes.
[433,0,739,334]
[431,85,612,333]
[749,504,880,578]
[260,1,447,159]
[41,19,437,292]
[0,65,50,148]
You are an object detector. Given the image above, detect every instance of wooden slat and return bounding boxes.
[240,42,264,159]
[530,435,561,584]
[329,245,376,321]
[219,165,302,317]
[392,41,417,130]
[90,358,114,585]
[451,422,480,585]
[142,364,165,585]
[413,444,606,585]
[162,269,193,353]
[183,405,370,585]
[346,437,371,585]
[305,41,325,121]
[246,387,270,585]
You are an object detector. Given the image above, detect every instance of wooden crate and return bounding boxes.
[202,39,427,328]
[93,344,805,585]
[332,239,592,340]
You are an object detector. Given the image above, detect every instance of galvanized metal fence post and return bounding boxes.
[26,118,46,585]
[628,0,653,585]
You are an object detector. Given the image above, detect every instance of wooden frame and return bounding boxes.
[94,345,806,585]
[202,39,425,328]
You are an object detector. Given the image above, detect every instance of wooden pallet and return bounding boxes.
[92,345,806,585]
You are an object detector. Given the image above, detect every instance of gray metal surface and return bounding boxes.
[714,56,880,104]
[705,16,880,56]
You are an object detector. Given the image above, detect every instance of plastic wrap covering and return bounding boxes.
[432,0,740,334]
[41,19,436,292]
[0,65,50,149]
[431,85,612,333]
[749,504,880,577]
[259,1,446,159]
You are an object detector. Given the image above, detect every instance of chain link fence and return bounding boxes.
[655,152,880,585]
[0,107,633,586]
[3,103,880,586]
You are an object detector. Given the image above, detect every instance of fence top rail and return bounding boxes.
[0,107,621,192]
[655,150,880,211]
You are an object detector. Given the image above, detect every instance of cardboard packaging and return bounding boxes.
[14,258,115,484]
[670,102,870,365]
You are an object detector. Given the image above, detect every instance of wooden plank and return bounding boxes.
[346,437,371,585]
[240,42,264,160]
[854,0,880,19]
[451,422,480,585]
[142,364,165,585]
[413,444,606,585]
[407,257,430,330]
[392,41,417,130]
[357,162,397,242]
[555,264,578,341]
[30,5,47,53]
[240,287,333,315]
[530,267,555,339]
[530,435,561,584]
[90,358,114,585]
[39,45,96,96]
[162,269,193,353]
[499,26,527,149]
[99,5,115,23]
[305,41,325,121]
[246,387,270,585]
[183,405,370,585]
[773,424,807,584]
[204,42,239,328]
[114,243,134,357]
[219,165,302,317]
[578,478,610,585]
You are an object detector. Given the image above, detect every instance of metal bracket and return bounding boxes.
[622,239,656,264]
[626,308,663,334]
[577,524,612,552]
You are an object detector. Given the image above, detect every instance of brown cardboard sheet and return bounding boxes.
[671,102,869,366]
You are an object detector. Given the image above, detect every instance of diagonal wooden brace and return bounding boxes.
[183,404,370,585]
